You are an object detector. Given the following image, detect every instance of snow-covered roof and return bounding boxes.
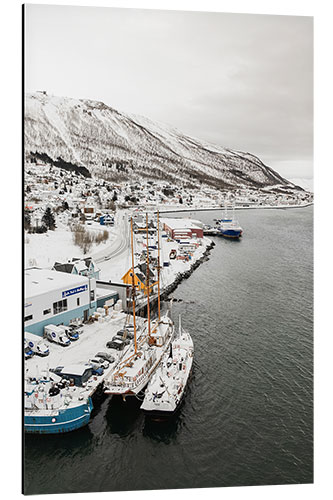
[73,260,88,272]
[25,268,89,298]
[161,218,203,230]
[60,365,90,376]
[96,287,118,299]
[53,262,75,273]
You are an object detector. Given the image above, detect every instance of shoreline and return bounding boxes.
[133,239,215,314]
[156,202,313,214]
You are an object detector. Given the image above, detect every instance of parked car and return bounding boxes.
[106,338,127,351]
[58,325,79,342]
[115,334,130,345]
[34,341,50,357]
[95,352,115,363]
[89,365,104,376]
[89,358,109,370]
[25,333,50,357]
[24,341,34,360]
[116,328,134,340]
[69,324,83,335]
[66,329,80,341]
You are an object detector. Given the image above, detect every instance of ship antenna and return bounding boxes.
[130,217,137,354]
[146,213,152,340]
[157,210,161,322]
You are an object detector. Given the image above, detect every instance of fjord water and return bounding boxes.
[24,207,313,494]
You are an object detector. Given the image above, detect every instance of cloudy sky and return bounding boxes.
[25,4,313,188]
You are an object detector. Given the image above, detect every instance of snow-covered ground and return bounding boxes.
[25,311,145,379]
[25,208,212,292]
[24,218,116,269]
[93,211,132,281]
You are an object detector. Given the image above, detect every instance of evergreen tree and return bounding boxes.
[42,207,56,230]
[24,212,31,230]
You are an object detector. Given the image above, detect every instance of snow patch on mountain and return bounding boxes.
[25,92,304,192]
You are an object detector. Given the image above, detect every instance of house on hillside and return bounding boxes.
[53,257,100,279]
[83,205,96,220]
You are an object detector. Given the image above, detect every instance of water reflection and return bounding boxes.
[142,414,179,444]
[105,395,144,437]
[24,423,94,455]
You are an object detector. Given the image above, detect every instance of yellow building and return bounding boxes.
[121,267,157,295]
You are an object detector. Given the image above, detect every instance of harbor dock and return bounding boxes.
[24,211,215,432]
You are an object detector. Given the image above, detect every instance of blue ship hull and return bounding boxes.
[219,228,242,238]
[24,398,93,434]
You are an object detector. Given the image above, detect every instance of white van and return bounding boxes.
[25,332,50,357]
[44,324,71,347]
[57,324,80,341]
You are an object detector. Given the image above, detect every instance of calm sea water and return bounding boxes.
[23,207,313,494]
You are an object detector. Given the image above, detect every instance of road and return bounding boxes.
[92,211,130,264]
[92,210,134,282]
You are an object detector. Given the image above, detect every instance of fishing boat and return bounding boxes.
[24,376,93,434]
[203,224,219,236]
[140,316,193,418]
[103,212,174,398]
[217,206,243,238]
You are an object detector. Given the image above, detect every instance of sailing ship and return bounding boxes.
[217,204,243,238]
[140,316,194,417]
[103,212,174,398]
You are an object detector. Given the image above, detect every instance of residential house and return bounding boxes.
[53,257,100,280]
[121,264,156,295]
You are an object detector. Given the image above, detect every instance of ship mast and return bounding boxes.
[130,217,138,354]
[145,213,152,339]
[157,210,161,322]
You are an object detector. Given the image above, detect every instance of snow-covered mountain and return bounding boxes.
[24,92,303,192]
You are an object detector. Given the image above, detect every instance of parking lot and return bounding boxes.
[25,311,145,380]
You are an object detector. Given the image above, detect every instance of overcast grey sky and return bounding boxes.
[25,4,313,187]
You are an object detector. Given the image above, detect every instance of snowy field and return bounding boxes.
[24,219,116,269]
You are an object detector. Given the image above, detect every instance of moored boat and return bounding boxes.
[24,378,93,434]
[103,211,174,398]
[140,317,193,418]
[217,206,243,238]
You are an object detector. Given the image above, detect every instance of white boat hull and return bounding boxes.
[140,328,194,416]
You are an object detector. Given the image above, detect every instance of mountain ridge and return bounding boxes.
[24,92,303,192]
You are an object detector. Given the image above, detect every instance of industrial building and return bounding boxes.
[161,218,204,240]
[24,268,98,336]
